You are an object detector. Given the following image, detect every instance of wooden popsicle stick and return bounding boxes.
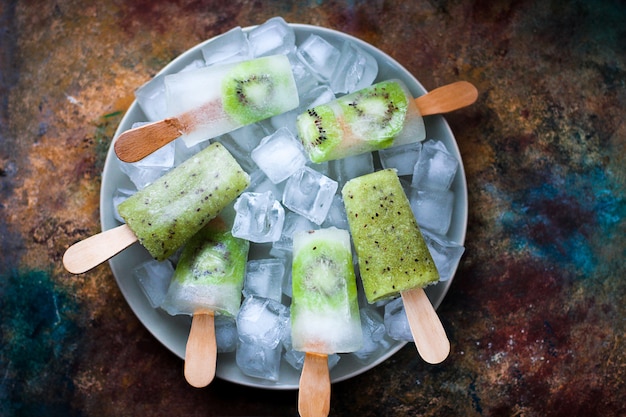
[184,311,217,388]
[62,224,138,274]
[414,81,478,116]
[114,117,185,163]
[298,352,330,417]
[401,287,450,364]
[114,100,217,163]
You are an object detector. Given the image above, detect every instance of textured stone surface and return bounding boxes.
[1,0,625,416]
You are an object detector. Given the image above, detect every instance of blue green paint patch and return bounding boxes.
[503,166,625,278]
[0,269,83,417]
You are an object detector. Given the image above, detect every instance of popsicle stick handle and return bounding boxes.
[401,287,450,364]
[62,224,138,274]
[414,81,478,116]
[114,117,184,163]
[184,311,217,388]
[298,352,330,417]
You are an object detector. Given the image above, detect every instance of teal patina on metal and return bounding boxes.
[0,269,82,417]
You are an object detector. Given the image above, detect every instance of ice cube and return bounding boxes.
[248,169,285,201]
[215,315,238,353]
[201,26,251,66]
[384,297,413,342]
[236,338,282,381]
[379,141,422,176]
[353,308,393,363]
[173,136,211,166]
[243,258,286,302]
[132,259,174,308]
[423,231,465,282]
[251,127,307,184]
[247,17,295,57]
[113,188,134,223]
[135,74,167,122]
[330,41,378,94]
[409,188,455,235]
[411,140,459,191]
[118,130,176,189]
[286,52,319,97]
[295,34,341,82]
[232,191,285,243]
[236,295,290,349]
[330,152,374,188]
[273,211,318,252]
[282,167,338,225]
[269,248,294,298]
[321,194,349,229]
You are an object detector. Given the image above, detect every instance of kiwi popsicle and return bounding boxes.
[291,227,362,354]
[161,217,250,388]
[341,169,450,364]
[296,79,478,163]
[115,55,300,162]
[61,142,250,275]
[291,227,362,417]
[118,142,250,261]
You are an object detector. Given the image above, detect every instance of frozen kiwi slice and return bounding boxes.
[295,104,343,163]
[172,218,249,288]
[291,231,358,312]
[221,55,298,125]
[339,80,409,147]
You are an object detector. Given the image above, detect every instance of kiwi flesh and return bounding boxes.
[221,55,298,125]
[296,104,343,163]
[291,229,358,312]
[339,80,409,146]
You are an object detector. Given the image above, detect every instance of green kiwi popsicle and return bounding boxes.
[342,168,449,364]
[118,142,250,261]
[341,169,438,302]
[115,55,299,162]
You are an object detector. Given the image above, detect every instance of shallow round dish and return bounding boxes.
[100,23,468,389]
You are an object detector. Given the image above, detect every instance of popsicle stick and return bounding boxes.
[184,311,217,388]
[62,224,138,274]
[415,81,478,116]
[401,287,450,364]
[298,352,330,417]
[114,117,185,163]
[114,100,219,163]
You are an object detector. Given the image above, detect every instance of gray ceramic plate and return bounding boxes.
[100,23,468,389]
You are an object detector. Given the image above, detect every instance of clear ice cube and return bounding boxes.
[384,297,413,342]
[248,169,285,201]
[232,191,285,243]
[132,259,174,308]
[118,129,176,189]
[353,308,393,363]
[113,188,134,223]
[215,315,238,353]
[243,258,286,302]
[295,34,341,82]
[282,166,338,225]
[423,231,465,282]
[236,338,283,381]
[272,211,317,252]
[321,194,349,230]
[409,188,455,236]
[251,127,307,184]
[201,26,251,66]
[247,17,295,57]
[330,41,378,94]
[236,295,290,349]
[411,140,459,191]
[135,74,167,122]
[330,152,374,188]
[379,141,422,176]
